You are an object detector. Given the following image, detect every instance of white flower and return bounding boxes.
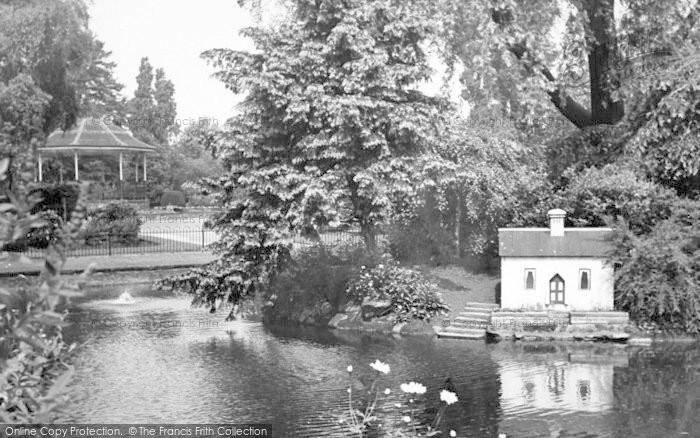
[450,431,457,438]
[347,365,353,373]
[400,382,427,394]
[384,388,391,395]
[347,387,351,393]
[402,416,411,423]
[369,359,390,374]
[440,389,458,405]
[498,434,506,438]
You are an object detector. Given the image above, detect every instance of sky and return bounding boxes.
[88,0,255,127]
[88,0,468,128]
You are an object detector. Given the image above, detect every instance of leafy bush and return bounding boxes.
[611,202,700,333]
[82,203,142,245]
[25,209,63,249]
[264,243,385,324]
[160,190,186,207]
[1,161,90,422]
[181,181,218,207]
[29,183,80,219]
[147,186,164,207]
[347,262,450,323]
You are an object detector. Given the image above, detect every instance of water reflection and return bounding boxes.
[61,281,699,437]
[496,343,627,414]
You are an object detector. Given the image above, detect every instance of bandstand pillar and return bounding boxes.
[74,151,79,181]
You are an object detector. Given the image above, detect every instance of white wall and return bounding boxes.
[501,257,614,311]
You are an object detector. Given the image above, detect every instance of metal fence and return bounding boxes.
[20,228,366,258]
[291,229,365,249]
[23,229,218,258]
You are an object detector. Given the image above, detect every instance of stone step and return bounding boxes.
[570,311,629,318]
[451,322,489,330]
[457,312,491,320]
[462,307,495,315]
[452,317,489,325]
[437,327,485,339]
[453,319,489,328]
[464,302,500,310]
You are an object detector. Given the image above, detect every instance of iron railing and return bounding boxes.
[291,229,365,249]
[20,228,368,258]
[23,229,218,258]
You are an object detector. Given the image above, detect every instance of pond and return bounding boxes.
[60,279,699,437]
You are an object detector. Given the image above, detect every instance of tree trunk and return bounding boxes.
[454,191,462,260]
[492,0,624,129]
[345,173,377,252]
[584,0,624,124]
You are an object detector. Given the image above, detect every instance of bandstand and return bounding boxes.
[37,117,157,200]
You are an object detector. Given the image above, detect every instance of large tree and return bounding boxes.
[123,58,179,195]
[161,0,449,315]
[0,0,123,190]
[436,0,700,195]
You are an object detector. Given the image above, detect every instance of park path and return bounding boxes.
[140,216,219,246]
[0,251,216,277]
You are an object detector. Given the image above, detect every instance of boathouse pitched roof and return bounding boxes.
[498,228,614,257]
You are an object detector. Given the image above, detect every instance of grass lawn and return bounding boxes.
[420,265,500,319]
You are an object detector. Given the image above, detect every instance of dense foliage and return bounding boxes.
[611,204,700,333]
[347,262,449,323]
[553,164,680,234]
[81,203,142,244]
[0,0,123,189]
[160,0,450,316]
[264,244,385,324]
[1,160,89,422]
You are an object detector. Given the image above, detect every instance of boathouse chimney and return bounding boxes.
[547,208,566,237]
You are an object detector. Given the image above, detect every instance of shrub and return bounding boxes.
[29,183,81,220]
[264,243,385,324]
[160,190,186,207]
[82,203,142,245]
[387,218,455,266]
[25,210,63,249]
[147,186,164,207]
[611,202,700,333]
[181,182,218,207]
[1,162,89,422]
[347,262,450,323]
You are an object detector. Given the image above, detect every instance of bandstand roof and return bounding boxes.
[40,117,157,154]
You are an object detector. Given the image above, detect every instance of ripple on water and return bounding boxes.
[61,292,700,437]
